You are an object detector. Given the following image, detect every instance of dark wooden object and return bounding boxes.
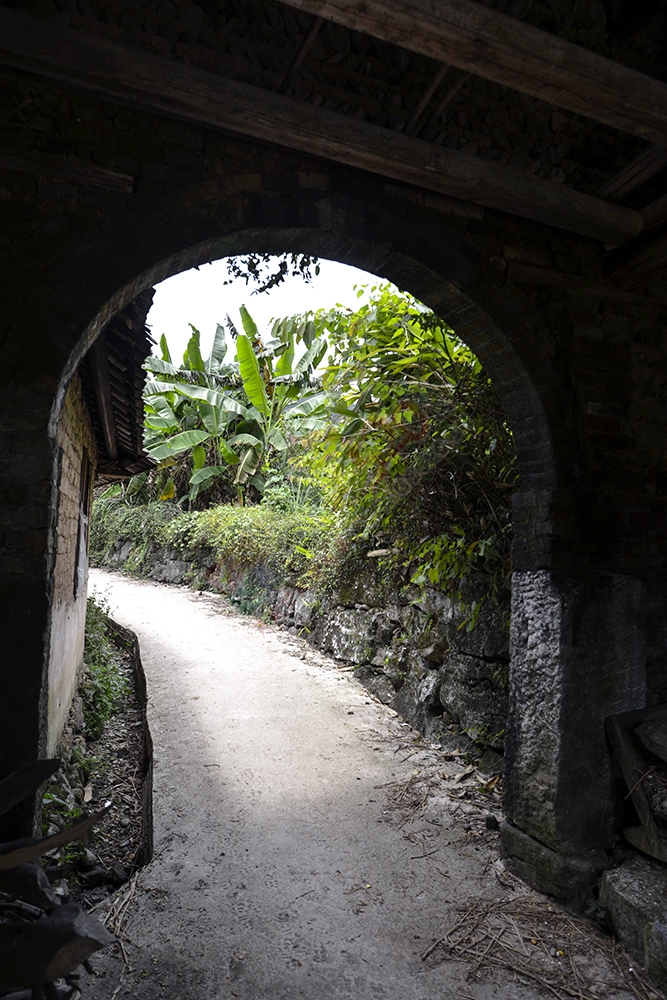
[605,227,667,289]
[0,865,59,910]
[596,144,667,201]
[0,902,115,989]
[277,14,323,94]
[0,807,110,870]
[641,193,667,232]
[0,761,60,818]
[0,149,134,193]
[0,8,643,245]
[606,703,667,862]
[406,63,449,135]
[279,0,667,146]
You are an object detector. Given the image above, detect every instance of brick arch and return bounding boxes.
[45,179,566,512]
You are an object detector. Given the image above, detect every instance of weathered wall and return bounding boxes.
[47,375,96,755]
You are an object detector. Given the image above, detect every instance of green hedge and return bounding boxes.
[91,499,338,588]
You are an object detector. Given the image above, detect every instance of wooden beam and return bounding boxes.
[0,149,133,192]
[596,144,667,201]
[642,193,667,232]
[88,334,118,462]
[278,0,667,147]
[0,9,642,246]
[605,228,667,289]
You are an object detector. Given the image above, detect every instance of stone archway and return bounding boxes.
[0,170,647,905]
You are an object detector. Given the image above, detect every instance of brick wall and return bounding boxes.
[47,374,96,754]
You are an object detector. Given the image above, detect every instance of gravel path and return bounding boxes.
[80,570,572,1000]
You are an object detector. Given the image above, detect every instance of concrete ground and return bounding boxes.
[80,570,604,1000]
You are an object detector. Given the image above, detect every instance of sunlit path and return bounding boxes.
[83,569,547,1000]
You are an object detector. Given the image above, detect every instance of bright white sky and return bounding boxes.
[146,256,391,361]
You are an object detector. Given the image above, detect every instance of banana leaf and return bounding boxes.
[184,327,205,372]
[239,304,259,341]
[208,323,228,372]
[199,401,231,436]
[228,432,262,449]
[234,446,261,484]
[267,427,288,451]
[275,332,295,378]
[192,445,206,470]
[147,429,209,462]
[159,333,172,363]
[159,478,175,500]
[190,465,230,486]
[236,334,269,415]
[143,356,178,376]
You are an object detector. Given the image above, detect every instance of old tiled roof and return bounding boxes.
[79,290,155,482]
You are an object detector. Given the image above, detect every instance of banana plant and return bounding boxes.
[143,307,327,503]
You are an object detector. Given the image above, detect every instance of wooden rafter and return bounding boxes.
[418,71,470,139]
[595,144,667,202]
[0,8,642,246]
[278,0,667,146]
[406,63,448,136]
[0,149,133,192]
[642,194,667,232]
[277,14,323,94]
[88,333,118,462]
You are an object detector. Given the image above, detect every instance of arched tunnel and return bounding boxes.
[1,0,666,925]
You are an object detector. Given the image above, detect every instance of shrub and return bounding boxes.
[81,596,129,739]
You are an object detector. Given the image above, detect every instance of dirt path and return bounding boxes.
[81,570,624,1000]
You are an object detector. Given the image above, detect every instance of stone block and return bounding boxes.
[439,652,507,747]
[501,820,608,910]
[294,589,319,628]
[600,854,667,989]
[309,607,375,663]
[353,665,395,705]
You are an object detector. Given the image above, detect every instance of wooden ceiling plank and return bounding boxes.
[0,149,134,192]
[418,71,470,138]
[0,8,642,245]
[277,14,323,94]
[641,193,667,232]
[596,144,667,201]
[278,0,667,146]
[406,63,449,136]
[605,229,667,289]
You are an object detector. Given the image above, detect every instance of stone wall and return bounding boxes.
[47,375,96,755]
[98,536,510,756]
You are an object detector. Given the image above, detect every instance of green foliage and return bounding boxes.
[97,284,516,612]
[81,596,129,740]
[294,284,517,598]
[165,503,335,585]
[90,498,182,566]
[142,307,327,505]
